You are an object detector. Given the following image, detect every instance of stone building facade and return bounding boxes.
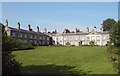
[4,20,50,46]
[48,27,110,46]
[4,20,109,46]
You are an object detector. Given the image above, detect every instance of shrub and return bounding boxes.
[2,31,22,74]
[107,46,120,73]
[110,21,120,47]
[12,38,34,50]
[71,45,75,47]
[89,41,95,46]
[1,24,28,74]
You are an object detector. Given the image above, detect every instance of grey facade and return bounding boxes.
[4,20,110,46]
[4,20,50,46]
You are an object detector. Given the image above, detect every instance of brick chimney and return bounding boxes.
[45,28,47,33]
[94,26,97,32]
[75,28,77,33]
[5,20,8,26]
[28,24,31,31]
[37,26,40,32]
[87,27,89,33]
[17,22,20,29]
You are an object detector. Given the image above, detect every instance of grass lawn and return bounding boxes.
[12,46,116,74]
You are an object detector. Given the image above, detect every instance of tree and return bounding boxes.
[110,21,120,47]
[108,21,120,74]
[101,18,117,31]
[1,23,22,74]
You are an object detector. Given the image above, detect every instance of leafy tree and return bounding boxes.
[109,21,120,73]
[13,38,33,50]
[1,23,22,74]
[101,18,117,31]
[110,21,120,47]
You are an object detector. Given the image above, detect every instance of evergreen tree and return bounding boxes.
[110,21,120,47]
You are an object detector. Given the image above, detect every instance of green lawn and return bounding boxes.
[12,46,116,74]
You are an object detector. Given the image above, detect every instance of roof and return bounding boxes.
[62,31,109,36]
[8,27,49,36]
[62,33,88,36]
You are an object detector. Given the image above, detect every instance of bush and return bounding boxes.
[2,24,23,74]
[2,55,22,74]
[107,46,120,54]
[12,38,34,50]
[107,46,120,73]
[89,41,95,46]
[2,32,22,74]
[71,45,75,47]
[110,21,120,47]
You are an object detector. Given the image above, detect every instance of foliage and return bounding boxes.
[13,38,34,50]
[101,18,117,31]
[110,21,120,47]
[107,20,120,74]
[66,42,71,46]
[107,46,120,73]
[2,23,22,74]
[89,41,95,46]
[106,41,110,46]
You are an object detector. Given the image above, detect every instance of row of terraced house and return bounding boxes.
[4,20,110,46]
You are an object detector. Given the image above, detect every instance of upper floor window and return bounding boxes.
[22,34,25,38]
[96,36,100,40]
[91,36,95,40]
[24,34,27,38]
[12,32,15,37]
[39,36,41,39]
[87,37,90,40]
[16,33,18,37]
[34,36,37,39]
[103,36,106,39]
[47,37,49,40]
[31,35,33,38]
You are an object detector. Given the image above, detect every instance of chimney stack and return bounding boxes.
[87,27,89,33]
[45,28,47,33]
[55,29,57,34]
[17,22,20,29]
[28,24,31,31]
[5,20,8,26]
[75,28,77,33]
[94,26,97,32]
[37,26,40,32]
[100,27,103,32]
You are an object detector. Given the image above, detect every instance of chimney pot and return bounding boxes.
[45,28,47,33]
[5,20,8,26]
[17,22,20,29]
[28,24,31,31]
[37,26,40,32]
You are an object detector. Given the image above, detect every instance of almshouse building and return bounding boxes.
[4,20,50,46]
[48,26,110,46]
[4,20,110,46]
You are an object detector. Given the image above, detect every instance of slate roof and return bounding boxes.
[62,32,109,36]
[8,27,49,36]
[62,33,88,36]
